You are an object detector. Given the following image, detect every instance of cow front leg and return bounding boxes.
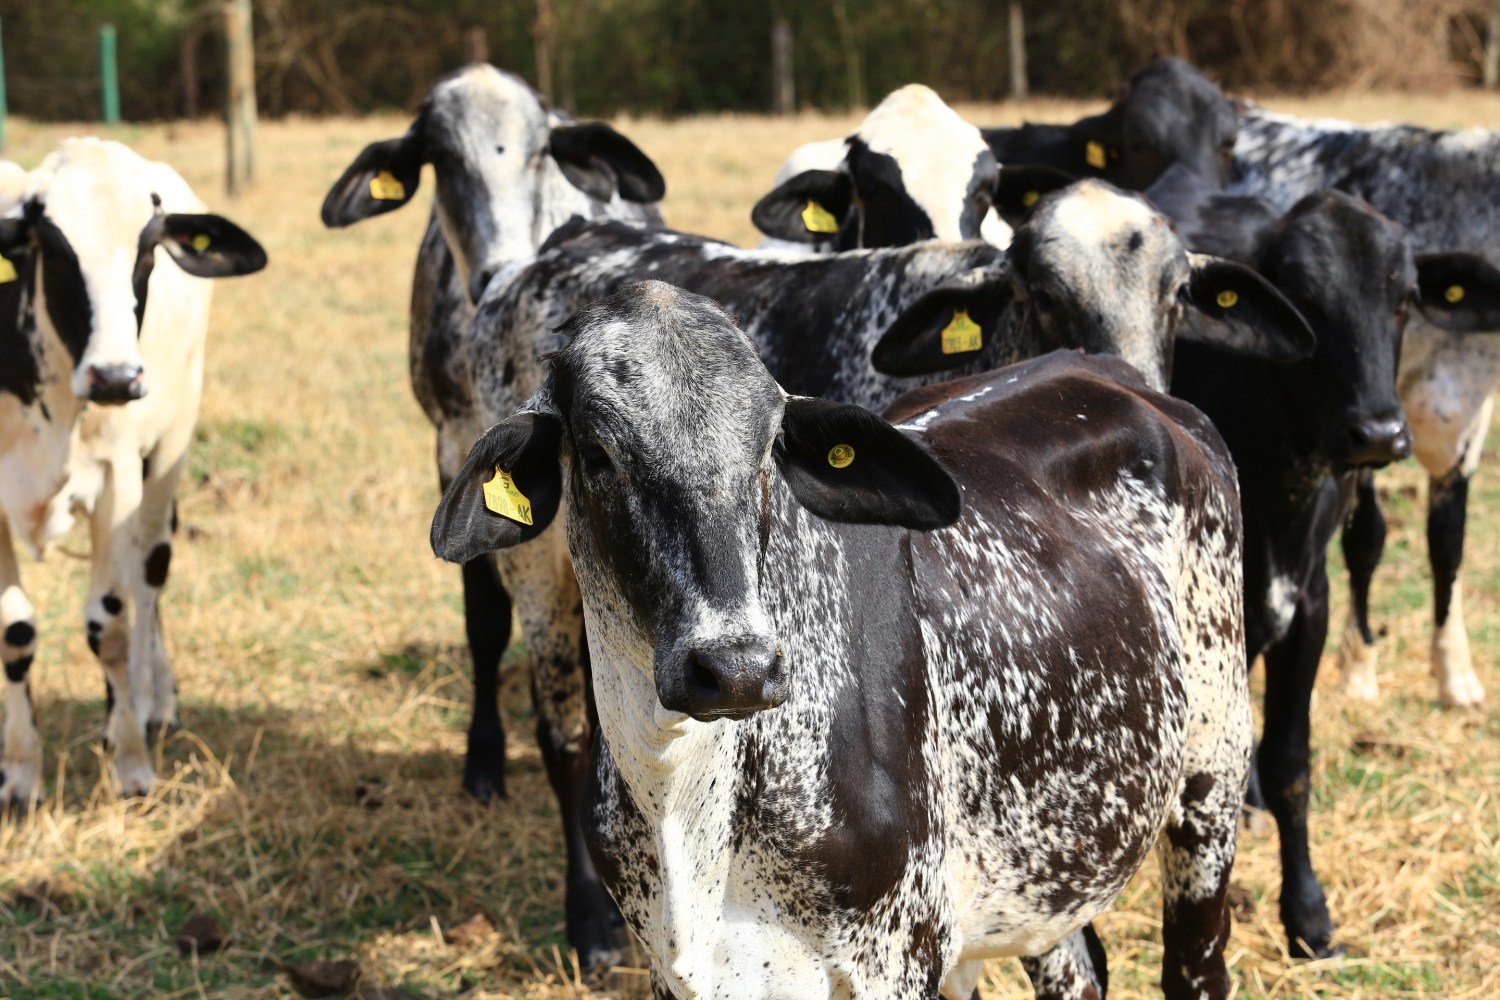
[1259,561,1337,958]
[1158,776,1242,999]
[460,555,511,802]
[1334,469,1383,700]
[1,522,42,808]
[1427,468,1484,707]
[1021,925,1108,1000]
[135,451,188,741]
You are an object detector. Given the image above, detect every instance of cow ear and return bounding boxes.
[777,397,960,531]
[0,217,33,348]
[432,413,563,563]
[750,169,853,242]
[320,135,423,227]
[157,214,268,278]
[1414,252,1500,332]
[549,123,666,204]
[1179,254,1316,362]
[992,165,1075,227]
[871,279,1013,376]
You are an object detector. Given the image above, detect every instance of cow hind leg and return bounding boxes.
[1158,771,1242,1000]
[1428,469,1484,708]
[460,555,511,803]
[1335,469,1383,701]
[1021,925,1108,1000]
[1,525,42,808]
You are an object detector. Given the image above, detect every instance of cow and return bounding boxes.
[319,62,666,969]
[983,57,1238,192]
[429,280,1255,1000]
[0,138,266,805]
[1160,179,1500,957]
[1229,102,1500,709]
[751,84,1011,252]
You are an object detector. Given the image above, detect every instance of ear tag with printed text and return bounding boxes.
[369,170,407,201]
[1086,141,1107,170]
[1216,289,1238,309]
[483,467,534,525]
[940,308,983,354]
[802,200,839,234]
[827,444,855,469]
[0,257,16,283]
[1446,285,1466,303]
[191,233,212,252]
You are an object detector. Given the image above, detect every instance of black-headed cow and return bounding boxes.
[0,139,265,804]
[320,62,665,969]
[431,281,1253,1000]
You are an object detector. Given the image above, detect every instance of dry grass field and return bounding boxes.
[1,89,1499,999]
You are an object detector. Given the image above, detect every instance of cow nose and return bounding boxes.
[668,639,784,721]
[86,364,147,404]
[1344,416,1411,467]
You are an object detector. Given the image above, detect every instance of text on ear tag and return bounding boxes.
[1086,141,1107,170]
[827,444,855,469]
[801,200,839,234]
[191,233,211,252]
[369,170,406,201]
[940,308,983,354]
[1216,289,1238,309]
[483,467,533,525]
[1022,190,1040,208]
[0,257,15,283]
[1446,284,1466,303]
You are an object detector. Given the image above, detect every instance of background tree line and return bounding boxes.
[4,0,1499,121]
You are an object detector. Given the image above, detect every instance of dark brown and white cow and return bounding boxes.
[752,84,1010,251]
[320,62,665,968]
[430,281,1253,1000]
[0,139,266,804]
[1230,102,1500,708]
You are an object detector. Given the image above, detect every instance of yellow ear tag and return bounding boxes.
[369,170,406,201]
[482,467,534,526]
[801,199,839,234]
[191,233,211,252]
[1216,289,1238,309]
[0,257,15,283]
[1086,141,1107,170]
[827,444,855,469]
[1022,190,1040,208]
[1446,284,1465,303]
[940,308,983,355]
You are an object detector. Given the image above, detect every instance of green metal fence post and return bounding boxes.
[100,24,120,124]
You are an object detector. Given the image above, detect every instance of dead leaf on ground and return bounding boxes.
[443,911,497,947]
[283,958,362,998]
[1352,729,1409,757]
[10,879,76,916]
[354,989,422,1000]
[176,912,226,954]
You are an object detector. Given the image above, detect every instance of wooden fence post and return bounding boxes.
[224,0,257,196]
[1008,2,1028,101]
[1485,3,1500,90]
[772,17,795,114]
[464,24,488,64]
[535,0,555,100]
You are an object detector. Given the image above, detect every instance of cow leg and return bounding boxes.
[1021,925,1108,1000]
[1428,468,1485,707]
[1159,775,1242,999]
[0,521,42,808]
[1334,469,1383,701]
[460,555,511,802]
[1259,559,1337,958]
[937,960,985,1000]
[89,462,152,796]
[532,616,623,970]
[134,450,187,741]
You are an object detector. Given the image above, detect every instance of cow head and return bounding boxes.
[0,143,265,406]
[873,179,1314,390]
[752,84,1000,249]
[1249,191,1500,469]
[321,64,665,303]
[431,282,958,722]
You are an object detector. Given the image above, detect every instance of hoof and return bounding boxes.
[1437,673,1486,710]
[1288,934,1345,960]
[461,767,507,805]
[1334,620,1380,701]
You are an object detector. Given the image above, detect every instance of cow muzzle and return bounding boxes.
[1342,415,1411,468]
[86,363,147,404]
[658,637,785,722]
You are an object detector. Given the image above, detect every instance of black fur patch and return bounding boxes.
[4,622,36,649]
[101,593,123,616]
[145,542,172,588]
[4,654,33,683]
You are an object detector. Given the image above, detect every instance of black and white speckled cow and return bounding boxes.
[430,281,1254,1000]
[1230,102,1500,709]
[320,63,665,967]
[1159,174,1500,957]
[0,141,265,805]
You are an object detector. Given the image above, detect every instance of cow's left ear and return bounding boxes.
[432,413,564,563]
[320,134,424,227]
[871,277,1014,376]
[548,123,666,204]
[750,169,853,242]
[1179,254,1316,362]
[777,397,960,531]
[992,165,1075,227]
[157,214,268,277]
[1415,252,1500,332]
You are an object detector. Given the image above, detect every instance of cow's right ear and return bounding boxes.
[1179,254,1317,362]
[431,413,563,563]
[992,165,1075,227]
[0,217,34,344]
[320,134,423,228]
[871,278,1014,376]
[548,123,666,204]
[750,170,853,243]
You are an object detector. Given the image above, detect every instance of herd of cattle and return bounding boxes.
[1,55,1498,998]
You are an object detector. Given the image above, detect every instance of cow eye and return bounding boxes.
[577,442,614,476]
[495,145,506,155]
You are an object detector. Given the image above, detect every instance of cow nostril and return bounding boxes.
[86,364,147,404]
[685,652,724,702]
